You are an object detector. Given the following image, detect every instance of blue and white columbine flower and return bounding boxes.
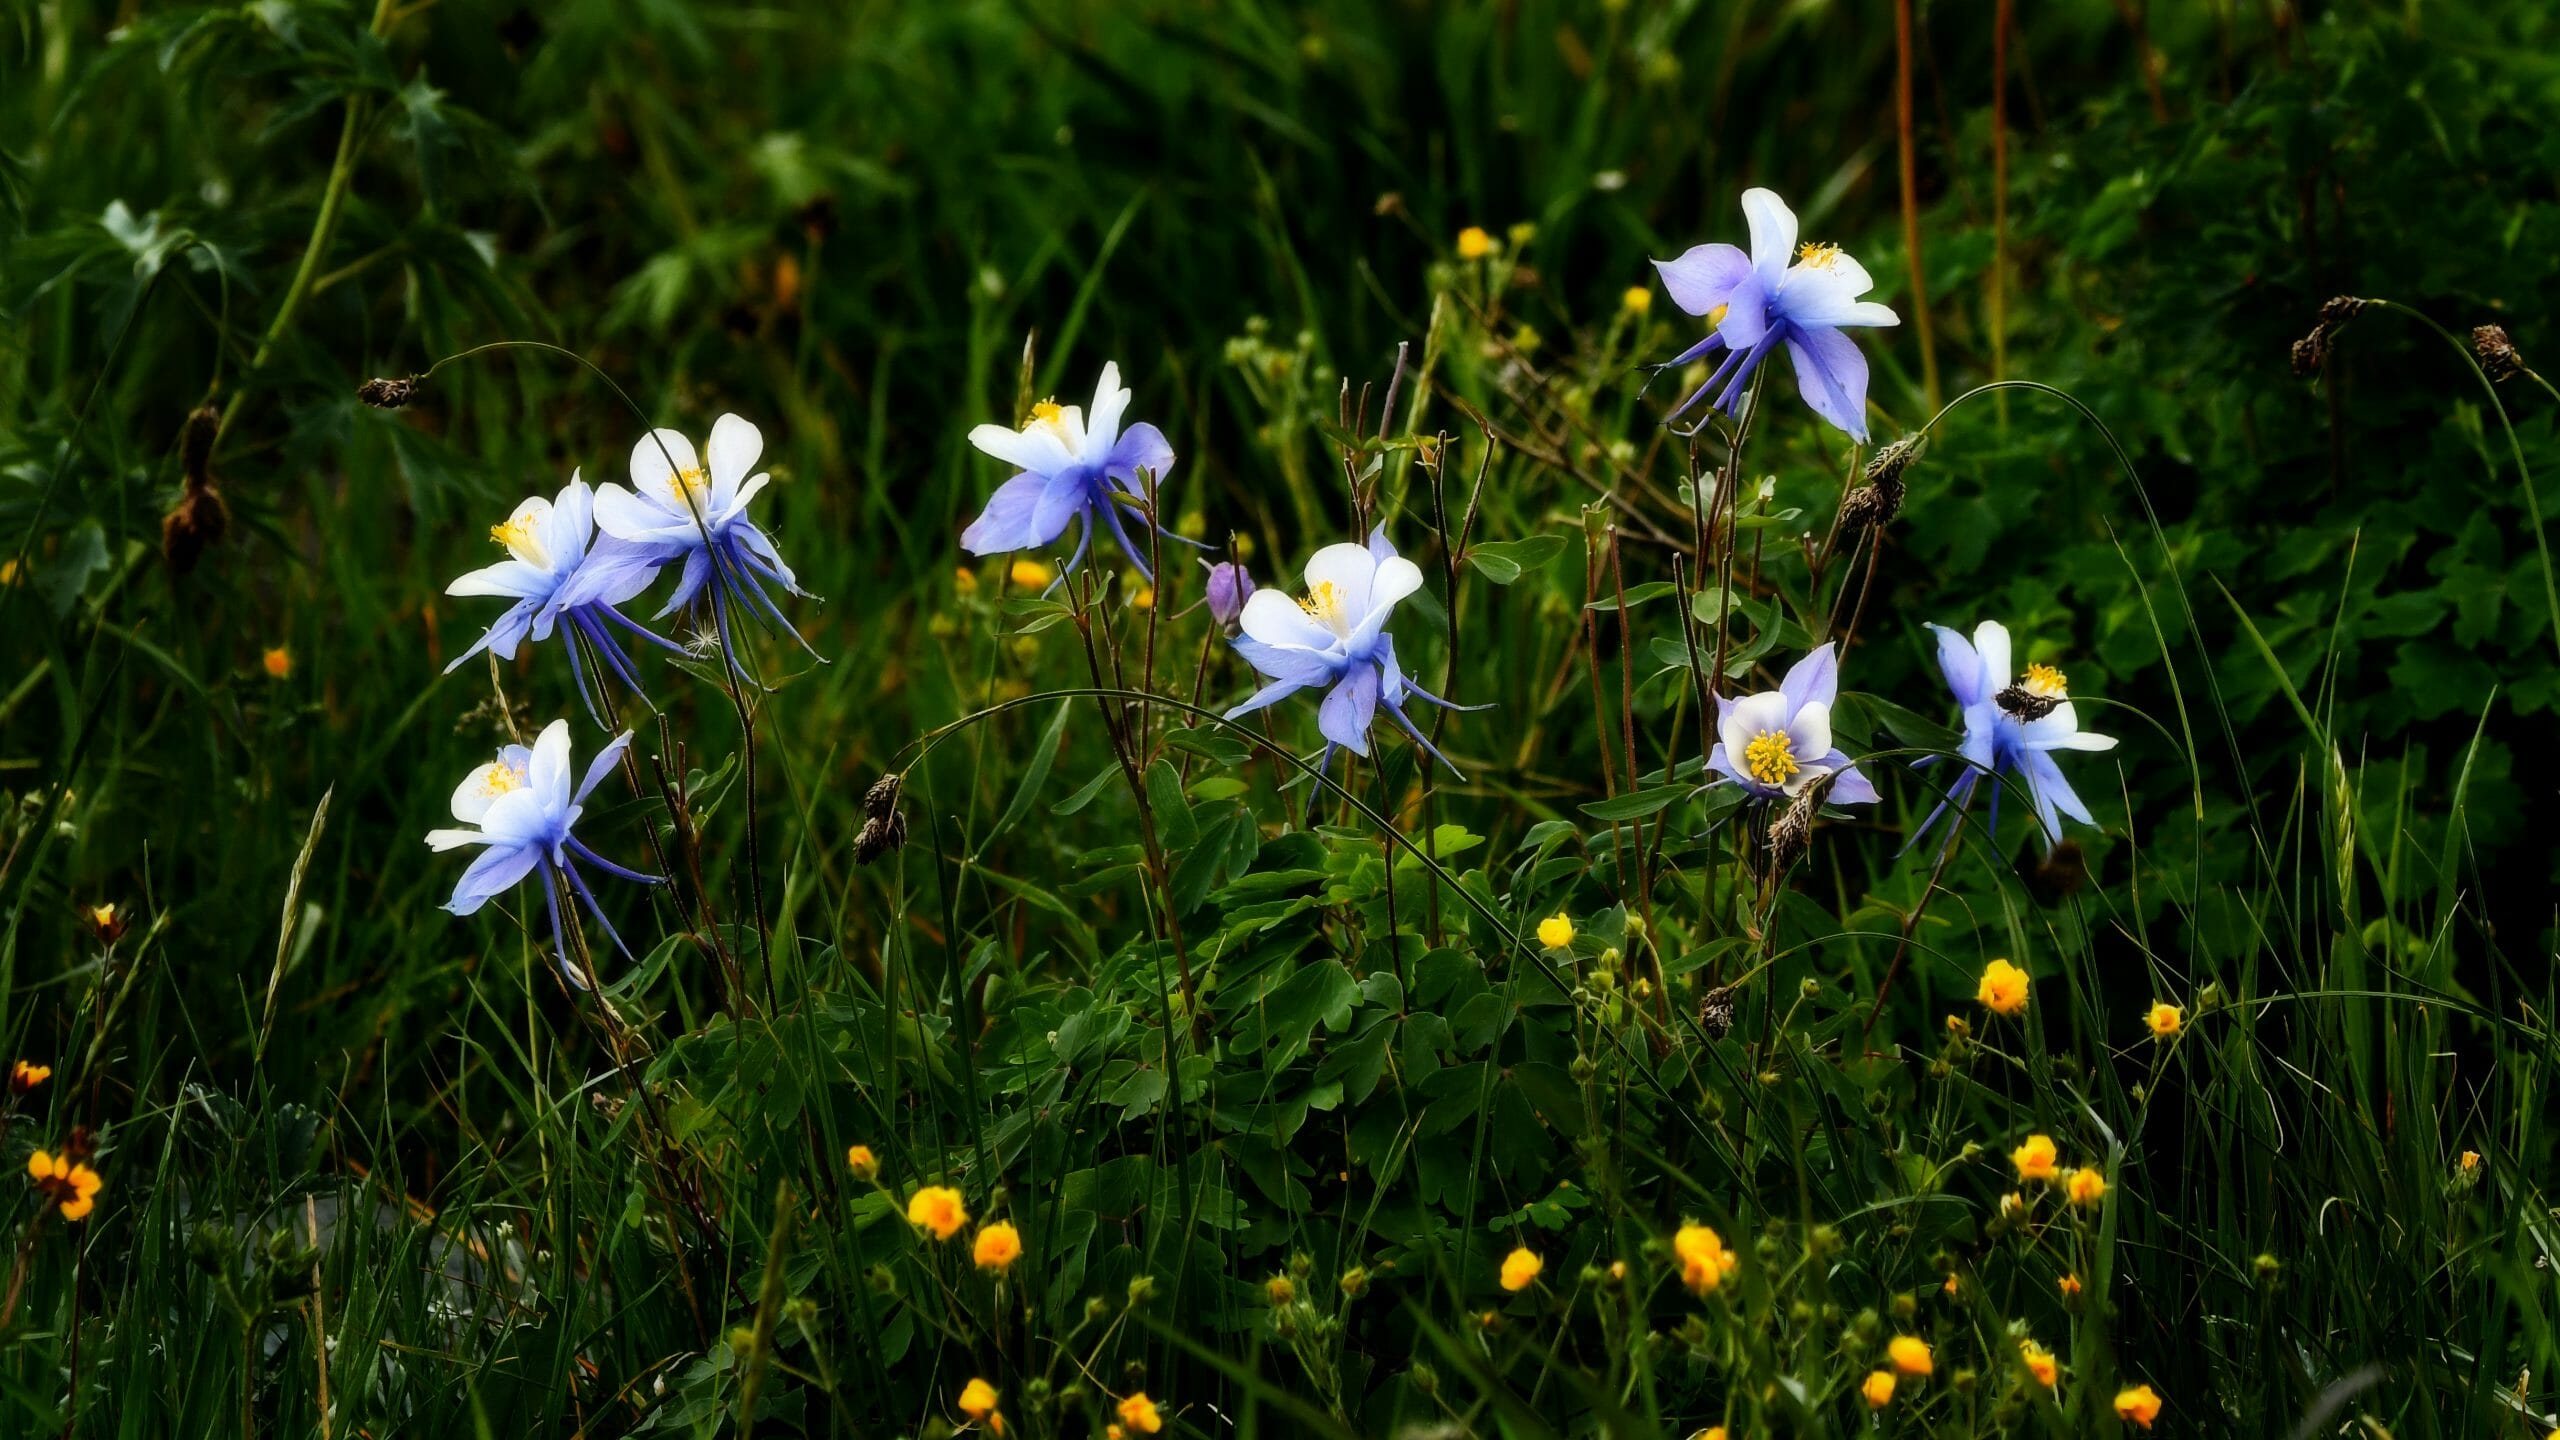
[961,361,1185,581]
[444,473,679,719]
[1707,643,1881,805]
[1225,530,1474,775]
[1909,620,2119,852]
[579,414,807,662]
[1651,188,1900,441]
[426,719,660,986]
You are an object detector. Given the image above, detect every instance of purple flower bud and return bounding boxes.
[1206,561,1254,633]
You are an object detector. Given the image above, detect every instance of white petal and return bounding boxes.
[1300,543,1380,636]
[544,472,595,565]
[1237,588,1338,651]
[1365,556,1424,615]
[629,428,703,512]
[472,787,551,847]
[1972,621,2013,689]
[704,414,764,506]
[449,761,515,824]
[592,483,681,542]
[528,720,574,807]
[1720,689,1792,756]
[1084,362,1132,460]
[968,421,1075,475]
[1740,187,1798,284]
[424,827,486,852]
[445,560,552,600]
[1787,698,1833,760]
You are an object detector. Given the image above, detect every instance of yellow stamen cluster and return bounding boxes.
[1742,730,1799,787]
[1297,579,1347,628]
[2022,662,2069,697]
[27,1150,102,1221]
[1029,399,1065,427]
[676,465,712,497]
[480,763,527,799]
[1797,241,1843,269]
[490,516,537,550]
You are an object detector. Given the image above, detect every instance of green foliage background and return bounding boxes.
[3,0,2558,1435]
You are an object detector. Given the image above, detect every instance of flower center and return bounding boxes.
[1742,729,1799,787]
[480,763,526,798]
[1797,241,1843,269]
[2022,662,2068,698]
[1707,302,1730,329]
[1297,579,1349,631]
[675,465,712,500]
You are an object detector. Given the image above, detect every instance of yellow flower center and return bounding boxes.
[675,465,712,499]
[480,763,526,798]
[1298,579,1348,629]
[2023,662,2068,698]
[1707,302,1729,329]
[489,517,535,549]
[1742,730,1798,787]
[1797,241,1843,269]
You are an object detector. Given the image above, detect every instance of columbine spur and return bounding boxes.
[1651,188,1900,441]
[1225,529,1476,775]
[1909,620,2119,852]
[426,719,660,985]
[576,414,809,666]
[444,473,679,720]
[961,361,1189,582]
[1706,642,1880,804]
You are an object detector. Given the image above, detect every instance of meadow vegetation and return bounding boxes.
[4,1,2559,1435]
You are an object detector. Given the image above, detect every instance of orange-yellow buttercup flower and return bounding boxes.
[1977,958,2029,1015]
[262,646,292,679]
[2012,1133,2059,1182]
[906,1185,968,1240]
[1537,913,1574,949]
[27,1149,101,1221]
[2113,1384,2162,1428]
[9,1060,50,1095]
[1009,559,1055,590]
[845,1144,877,1181]
[1116,1391,1163,1434]
[2065,1167,2108,1208]
[974,1220,1021,1272]
[2020,1338,2058,1388]
[1456,227,1495,261]
[1500,1245,1543,1292]
[2058,1272,2083,1299]
[1887,1335,1932,1376]
[2144,1002,2182,1038]
[1861,1369,1896,1408]
[958,1377,998,1420]
[1673,1223,1740,1295]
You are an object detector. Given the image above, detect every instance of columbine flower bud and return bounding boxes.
[1205,561,1254,633]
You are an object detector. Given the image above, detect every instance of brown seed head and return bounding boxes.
[2472,324,2521,383]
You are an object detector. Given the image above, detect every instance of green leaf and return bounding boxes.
[1584,580,1680,610]
[1144,760,1196,849]
[991,698,1075,840]
[1465,534,1567,585]
[1580,784,1688,821]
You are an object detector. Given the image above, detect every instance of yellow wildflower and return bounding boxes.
[1008,558,1055,590]
[1117,1391,1163,1434]
[262,646,292,679]
[2021,1338,2058,1388]
[12,1060,53,1095]
[906,1185,968,1240]
[2145,1002,2183,1038]
[1861,1369,1896,1408]
[845,1144,877,1181]
[27,1149,101,1221]
[1673,1223,1740,1295]
[2058,1272,2083,1299]
[2012,1133,2060,1183]
[1456,226,1495,260]
[958,1377,998,1420]
[1536,913,1574,950]
[1977,958,2030,1015]
[2065,1167,2108,1208]
[974,1220,1022,1272]
[1499,1245,1543,1292]
[1266,1275,1295,1305]
[2113,1383,2162,1428]
[1887,1335,1932,1376]
[1621,285,1653,315]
